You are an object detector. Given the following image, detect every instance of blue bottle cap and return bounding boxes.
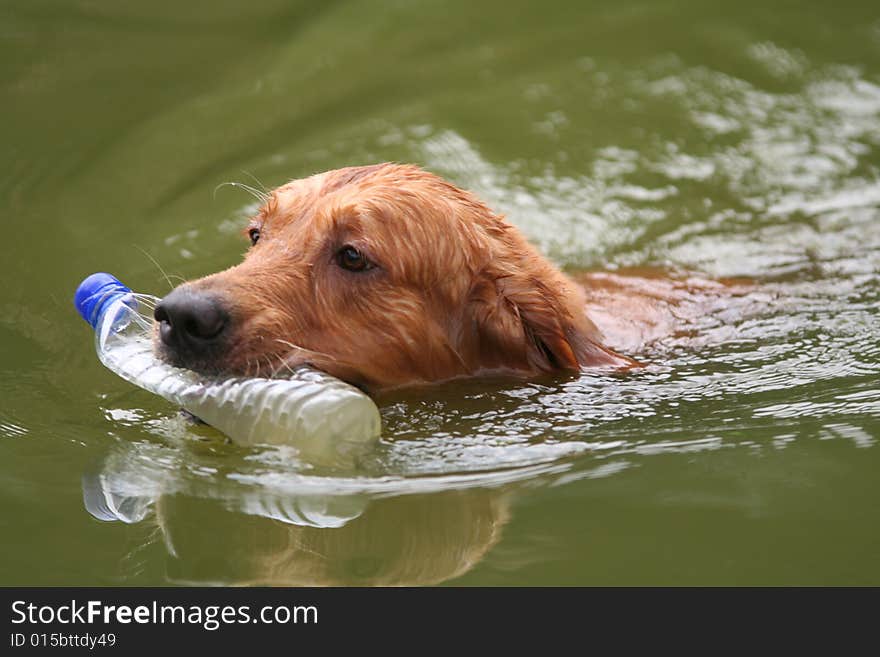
[74,272,132,328]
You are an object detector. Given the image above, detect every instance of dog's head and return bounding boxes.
[154,164,629,391]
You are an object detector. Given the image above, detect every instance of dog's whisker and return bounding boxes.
[272,339,370,379]
[133,245,176,291]
[260,355,276,378]
[239,169,270,195]
[273,338,336,363]
[213,181,270,204]
[269,352,296,378]
[132,293,158,307]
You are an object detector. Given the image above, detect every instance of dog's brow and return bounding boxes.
[239,195,278,240]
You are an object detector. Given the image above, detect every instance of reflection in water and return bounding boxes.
[83,441,510,586]
[156,492,507,586]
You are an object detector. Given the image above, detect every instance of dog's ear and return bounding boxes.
[494,274,580,370]
[468,266,633,373]
[467,269,581,372]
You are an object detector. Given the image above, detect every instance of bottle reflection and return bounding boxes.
[82,444,510,586]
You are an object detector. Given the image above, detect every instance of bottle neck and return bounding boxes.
[88,290,134,329]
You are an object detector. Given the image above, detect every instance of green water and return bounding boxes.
[2,0,879,585]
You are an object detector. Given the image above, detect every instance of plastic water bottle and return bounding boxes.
[74,273,382,467]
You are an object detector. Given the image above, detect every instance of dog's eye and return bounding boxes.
[248,228,261,245]
[336,245,372,272]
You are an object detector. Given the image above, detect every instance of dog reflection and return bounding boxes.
[158,491,508,586]
[83,452,510,586]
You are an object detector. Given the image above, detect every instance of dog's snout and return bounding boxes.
[154,287,228,356]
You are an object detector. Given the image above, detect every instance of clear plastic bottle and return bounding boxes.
[74,273,382,467]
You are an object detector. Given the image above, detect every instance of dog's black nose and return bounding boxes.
[154,287,228,355]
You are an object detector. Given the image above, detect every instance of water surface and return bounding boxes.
[1,0,879,585]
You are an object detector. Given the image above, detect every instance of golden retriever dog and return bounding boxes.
[154,163,739,391]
